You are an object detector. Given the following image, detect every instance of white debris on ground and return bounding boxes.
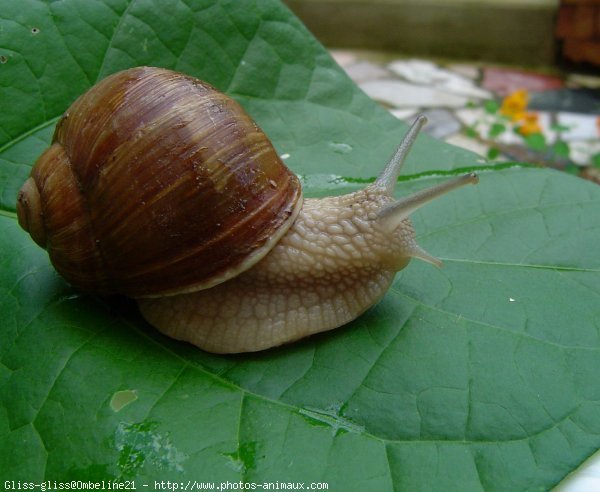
[331,50,600,183]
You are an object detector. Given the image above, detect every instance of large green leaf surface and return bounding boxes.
[1,1,600,490]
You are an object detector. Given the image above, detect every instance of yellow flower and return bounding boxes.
[500,89,529,121]
[517,112,542,136]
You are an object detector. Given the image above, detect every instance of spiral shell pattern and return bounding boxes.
[17,67,302,297]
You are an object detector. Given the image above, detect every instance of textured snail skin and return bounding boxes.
[139,186,418,353]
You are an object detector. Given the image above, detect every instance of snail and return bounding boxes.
[16,66,478,354]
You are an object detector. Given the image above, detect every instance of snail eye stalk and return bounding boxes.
[377,172,479,232]
[374,114,428,194]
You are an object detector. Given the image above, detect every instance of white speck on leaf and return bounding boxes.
[114,421,187,475]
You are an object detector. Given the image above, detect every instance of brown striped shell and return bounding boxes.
[16,67,302,298]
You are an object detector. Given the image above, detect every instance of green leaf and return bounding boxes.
[553,140,571,159]
[483,99,500,115]
[488,122,506,138]
[486,147,501,160]
[592,153,600,170]
[464,125,479,139]
[2,1,600,490]
[551,122,572,133]
[523,132,547,151]
[565,163,581,175]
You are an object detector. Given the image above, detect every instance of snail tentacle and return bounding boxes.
[377,172,479,231]
[374,114,428,194]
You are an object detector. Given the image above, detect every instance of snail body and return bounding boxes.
[17,67,477,354]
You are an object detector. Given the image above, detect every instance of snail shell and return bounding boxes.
[17,67,302,297]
